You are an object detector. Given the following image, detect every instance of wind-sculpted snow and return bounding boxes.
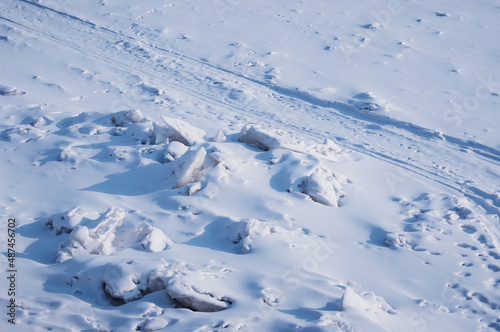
[4,108,497,330]
[1,1,499,330]
[26,113,360,329]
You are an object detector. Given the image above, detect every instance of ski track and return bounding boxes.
[1,0,499,247]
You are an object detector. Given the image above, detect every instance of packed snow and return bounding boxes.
[0,0,499,331]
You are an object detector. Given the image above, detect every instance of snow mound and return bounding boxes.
[340,283,395,315]
[21,115,51,128]
[56,208,126,263]
[161,116,206,146]
[238,125,344,161]
[140,317,169,331]
[133,222,173,253]
[384,232,417,250]
[103,259,169,304]
[192,217,320,255]
[0,84,25,96]
[166,270,233,312]
[124,122,155,145]
[225,218,284,254]
[350,92,390,114]
[46,207,88,235]
[204,218,276,254]
[300,166,347,207]
[58,146,82,164]
[111,109,148,127]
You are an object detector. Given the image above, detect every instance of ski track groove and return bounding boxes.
[1,0,499,249]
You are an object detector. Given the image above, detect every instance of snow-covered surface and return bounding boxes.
[0,0,499,331]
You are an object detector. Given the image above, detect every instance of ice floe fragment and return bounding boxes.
[161,116,206,146]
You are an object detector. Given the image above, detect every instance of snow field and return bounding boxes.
[0,0,499,331]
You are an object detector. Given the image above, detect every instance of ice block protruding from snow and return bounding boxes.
[56,208,126,263]
[161,116,206,146]
[238,125,286,151]
[169,147,207,188]
[238,125,344,161]
[164,141,188,162]
[211,129,227,143]
[46,207,87,235]
[301,167,346,207]
[166,277,232,312]
[152,122,170,145]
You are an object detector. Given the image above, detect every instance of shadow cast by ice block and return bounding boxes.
[183,217,243,255]
[15,217,62,264]
[367,226,389,247]
[81,163,169,196]
[278,300,341,322]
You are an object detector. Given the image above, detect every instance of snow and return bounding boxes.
[0,0,499,331]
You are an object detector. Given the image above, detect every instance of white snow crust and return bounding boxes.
[1,1,499,331]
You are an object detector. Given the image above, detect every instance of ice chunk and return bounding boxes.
[161,116,206,146]
[238,125,286,151]
[239,125,344,161]
[152,122,171,145]
[300,167,346,207]
[169,147,207,188]
[164,141,188,162]
[46,207,87,235]
[186,182,202,196]
[211,129,226,143]
[56,208,126,262]
[110,109,147,127]
[166,277,232,312]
